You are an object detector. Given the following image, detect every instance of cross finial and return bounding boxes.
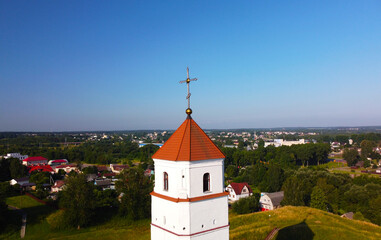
[179,67,198,115]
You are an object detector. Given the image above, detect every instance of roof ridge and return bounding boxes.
[176,118,190,161]
[191,119,226,158]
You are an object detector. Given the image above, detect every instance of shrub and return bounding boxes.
[232,193,260,214]
[47,210,69,230]
[353,212,370,222]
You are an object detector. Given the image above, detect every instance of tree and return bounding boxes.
[314,143,331,165]
[295,144,313,167]
[316,178,339,213]
[0,159,11,181]
[81,166,98,175]
[94,189,118,208]
[30,171,50,187]
[59,174,96,229]
[0,186,9,231]
[9,158,26,179]
[367,196,381,225]
[260,164,284,192]
[310,186,327,211]
[232,194,260,214]
[116,167,152,220]
[343,148,359,166]
[353,212,370,222]
[226,165,238,179]
[360,140,376,158]
[257,139,265,148]
[335,135,349,145]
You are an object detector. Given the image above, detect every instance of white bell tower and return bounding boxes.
[150,69,229,240]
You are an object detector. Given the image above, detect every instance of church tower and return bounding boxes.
[150,68,229,240]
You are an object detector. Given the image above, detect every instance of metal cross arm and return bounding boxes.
[179,67,198,114]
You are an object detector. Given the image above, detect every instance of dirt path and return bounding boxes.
[8,205,27,238]
[264,227,280,240]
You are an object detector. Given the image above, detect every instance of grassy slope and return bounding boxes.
[230,206,381,240]
[2,205,381,240]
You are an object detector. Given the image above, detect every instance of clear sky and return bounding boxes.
[1,1,380,131]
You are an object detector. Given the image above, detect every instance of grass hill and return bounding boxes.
[229,206,381,240]
[2,198,381,240]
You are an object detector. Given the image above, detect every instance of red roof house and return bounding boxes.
[22,156,48,166]
[51,180,65,192]
[226,182,253,202]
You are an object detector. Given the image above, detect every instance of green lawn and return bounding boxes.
[2,205,381,240]
[6,195,44,209]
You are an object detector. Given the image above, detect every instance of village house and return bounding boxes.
[48,159,69,166]
[110,164,129,174]
[259,191,284,211]
[226,182,253,202]
[94,179,113,190]
[54,164,77,173]
[10,177,30,186]
[22,156,48,166]
[4,152,28,160]
[144,168,154,177]
[341,212,354,220]
[51,180,65,193]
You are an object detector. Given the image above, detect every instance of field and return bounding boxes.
[2,200,381,240]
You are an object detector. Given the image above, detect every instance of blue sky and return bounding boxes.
[1,1,380,131]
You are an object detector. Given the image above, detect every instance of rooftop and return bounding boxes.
[229,182,253,195]
[152,116,225,161]
[23,156,48,162]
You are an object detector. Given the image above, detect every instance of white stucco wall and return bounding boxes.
[259,195,274,210]
[153,159,224,199]
[151,158,228,240]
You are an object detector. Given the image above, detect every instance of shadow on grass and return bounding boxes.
[90,206,120,226]
[275,220,314,240]
[23,204,56,225]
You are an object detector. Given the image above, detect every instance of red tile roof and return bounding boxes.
[53,180,65,188]
[23,156,48,162]
[28,165,54,173]
[152,116,225,161]
[229,182,253,195]
[51,159,68,163]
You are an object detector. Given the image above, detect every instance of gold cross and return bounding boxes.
[179,67,197,115]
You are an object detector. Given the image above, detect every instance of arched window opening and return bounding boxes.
[203,173,210,192]
[164,172,168,191]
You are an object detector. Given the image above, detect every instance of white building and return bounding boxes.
[259,191,284,211]
[48,159,68,166]
[54,164,77,173]
[4,153,28,160]
[226,182,253,202]
[150,114,229,240]
[264,139,306,148]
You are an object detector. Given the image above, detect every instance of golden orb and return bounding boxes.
[186,78,190,83]
[186,108,192,115]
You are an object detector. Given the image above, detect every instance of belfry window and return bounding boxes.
[164,172,168,191]
[203,173,210,192]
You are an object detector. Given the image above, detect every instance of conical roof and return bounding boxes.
[152,116,225,161]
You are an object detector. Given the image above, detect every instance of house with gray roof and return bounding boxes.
[259,191,284,211]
